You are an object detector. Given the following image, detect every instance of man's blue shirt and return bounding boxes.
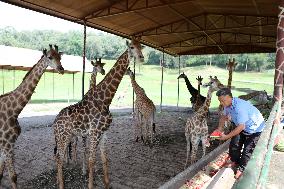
[224,97,265,134]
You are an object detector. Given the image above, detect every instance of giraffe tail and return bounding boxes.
[54,144,57,156]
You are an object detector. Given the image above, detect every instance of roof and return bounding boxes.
[0,45,94,73]
[4,0,280,56]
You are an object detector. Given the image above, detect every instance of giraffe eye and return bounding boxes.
[48,56,53,60]
[130,46,134,49]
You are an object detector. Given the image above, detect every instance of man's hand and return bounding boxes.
[218,133,229,141]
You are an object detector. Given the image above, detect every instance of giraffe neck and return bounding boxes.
[196,88,213,118]
[11,57,48,116]
[130,75,144,97]
[228,70,233,89]
[183,76,198,97]
[196,84,201,103]
[89,71,98,88]
[94,50,130,110]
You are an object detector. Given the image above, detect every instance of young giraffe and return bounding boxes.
[125,67,156,144]
[53,59,108,189]
[185,76,224,167]
[67,58,106,164]
[226,58,238,89]
[54,37,144,189]
[0,45,64,189]
[193,76,204,111]
[178,72,206,111]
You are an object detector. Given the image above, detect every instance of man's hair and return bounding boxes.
[216,88,233,97]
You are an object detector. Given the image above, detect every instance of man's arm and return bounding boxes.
[219,124,245,140]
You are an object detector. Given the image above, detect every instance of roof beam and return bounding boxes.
[162,32,275,47]
[177,45,275,55]
[85,0,191,20]
[138,14,277,36]
[142,23,276,36]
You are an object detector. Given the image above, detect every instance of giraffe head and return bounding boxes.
[91,58,106,75]
[42,44,64,74]
[126,36,144,63]
[196,76,203,86]
[177,72,187,79]
[226,58,238,71]
[203,76,224,92]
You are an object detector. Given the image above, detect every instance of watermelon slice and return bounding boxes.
[210,130,222,139]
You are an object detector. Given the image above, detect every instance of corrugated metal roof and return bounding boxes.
[4,0,280,55]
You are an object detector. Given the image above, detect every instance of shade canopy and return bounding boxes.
[5,0,280,55]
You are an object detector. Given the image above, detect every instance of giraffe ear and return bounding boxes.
[54,45,58,52]
[59,52,63,56]
[43,49,47,56]
[91,61,95,66]
[49,44,52,50]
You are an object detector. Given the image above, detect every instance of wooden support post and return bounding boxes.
[73,73,75,100]
[177,55,181,108]
[2,68,4,94]
[82,19,87,99]
[133,58,136,113]
[160,50,164,112]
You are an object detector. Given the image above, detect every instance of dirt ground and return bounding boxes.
[1,107,221,189]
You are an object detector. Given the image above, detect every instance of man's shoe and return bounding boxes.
[234,170,243,179]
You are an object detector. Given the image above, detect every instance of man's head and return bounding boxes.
[216,88,233,107]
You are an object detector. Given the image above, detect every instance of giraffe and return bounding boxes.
[193,76,204,111]
[53,37,144,189]
[0,45,64,189]
[226,58,238,89]
[184,76,224,167]
[68,58,106,164]
[125,67,156,144]
[178,72,206,111]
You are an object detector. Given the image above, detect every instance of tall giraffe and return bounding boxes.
[53,37,144,189]
[226,58,237,89]
[193,76,203,111]
[184,76,224,167]
[0,45,64,189]
[125,67,156,144]
[178,72,206,110]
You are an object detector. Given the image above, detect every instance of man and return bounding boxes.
[214,88,265,179]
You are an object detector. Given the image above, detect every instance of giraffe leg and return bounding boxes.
[6,154,17,189]
[0,155,5,183]
[55,154,64,189]
[88,135,99,189]
[55,134,70,189]
[190,137,199,164]
[184,133,191,169]
[100,134,110,189]
[82,136,87,175]
[201,136,208,158]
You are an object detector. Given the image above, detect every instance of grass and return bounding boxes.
[0,60,274,109]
